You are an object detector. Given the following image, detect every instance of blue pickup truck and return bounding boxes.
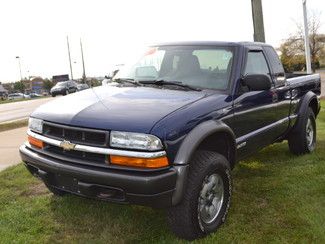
[20,41,321,240]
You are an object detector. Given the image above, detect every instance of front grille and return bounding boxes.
[45,145,107,165]
[43,122,109,147]
[40,122,110,167]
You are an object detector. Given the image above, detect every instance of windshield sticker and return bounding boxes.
[144,47,157,56]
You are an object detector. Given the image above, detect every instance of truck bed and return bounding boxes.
[286,73,321,96]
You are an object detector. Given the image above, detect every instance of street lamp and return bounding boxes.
[15,56,23,81]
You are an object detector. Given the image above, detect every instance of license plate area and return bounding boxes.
[53,174,125,201]
[55,174,79,192]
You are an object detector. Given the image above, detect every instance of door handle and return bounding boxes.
[270,90,278,102]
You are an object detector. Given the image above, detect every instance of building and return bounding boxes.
[53,74,69,83]
[23,77,45,94]
[0,83,8,99]
[2,83,13,93]
[30,77,44,93]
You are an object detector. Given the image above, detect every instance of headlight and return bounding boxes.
[110,131,163,151]
[28,117,43,133]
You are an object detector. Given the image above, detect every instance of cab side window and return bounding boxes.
[239,51,271,94]
[263,46,286,87]
[244,51,270,76]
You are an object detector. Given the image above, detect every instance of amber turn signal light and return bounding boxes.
[110,155,169,169]
[28,135,44,149]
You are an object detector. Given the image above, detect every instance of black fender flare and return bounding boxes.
[292,91,319,132]
[172,120,236,205]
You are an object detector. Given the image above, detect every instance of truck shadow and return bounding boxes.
[47,195,176,243]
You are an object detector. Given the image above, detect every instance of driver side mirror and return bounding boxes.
[241,74,272,91]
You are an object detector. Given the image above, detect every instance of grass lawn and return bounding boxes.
[0,119,28,132]
[0,96,47,105]
[0,102,324,243]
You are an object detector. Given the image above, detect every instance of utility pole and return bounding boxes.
[80,38,86,83]
[66,36,74,80]
[251,0,265,42]
[15,56,23,81]
[302,0,312,73]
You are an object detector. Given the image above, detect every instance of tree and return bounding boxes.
[13,81,25,93]
[279,11,325,72]
[43,78,54,92]
[89,78,101,87]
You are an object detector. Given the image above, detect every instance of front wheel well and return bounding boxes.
[196,132,236,169]
[309,98,319,117]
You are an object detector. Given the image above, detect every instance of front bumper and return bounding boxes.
[20,145,178,208]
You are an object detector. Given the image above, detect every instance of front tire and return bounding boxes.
[288,107,316,155]
[167,151,232,240]
[63,89,69,96]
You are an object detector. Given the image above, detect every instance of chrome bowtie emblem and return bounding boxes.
[60,140,76,151]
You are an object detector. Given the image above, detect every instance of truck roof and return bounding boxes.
[153,41,273,48]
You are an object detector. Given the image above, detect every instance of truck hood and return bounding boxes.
[32,86,208,133]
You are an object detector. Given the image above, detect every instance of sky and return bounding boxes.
[0,0,324,82]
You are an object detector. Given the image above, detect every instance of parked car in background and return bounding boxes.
[77,83,89,91]
[50,80,77,97]
[8,93,29,100]
[30,93,42,98]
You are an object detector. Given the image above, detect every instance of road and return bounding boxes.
[0,127,27,171]
[0,97,54,123]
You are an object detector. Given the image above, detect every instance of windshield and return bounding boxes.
[113,45,234,90]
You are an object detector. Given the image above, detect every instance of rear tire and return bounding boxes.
[288,107,316,155]
[167,151,232,240]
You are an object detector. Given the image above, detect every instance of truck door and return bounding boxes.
[263,46,292,128]
[233,48,289,159]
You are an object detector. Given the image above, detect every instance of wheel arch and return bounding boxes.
[309,97,319,117]
[296,91,319,118]
[172,120,236,205]
[173,120,236,168]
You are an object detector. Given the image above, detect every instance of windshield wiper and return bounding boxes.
[139,79,201,91]
[113,78,141,86]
